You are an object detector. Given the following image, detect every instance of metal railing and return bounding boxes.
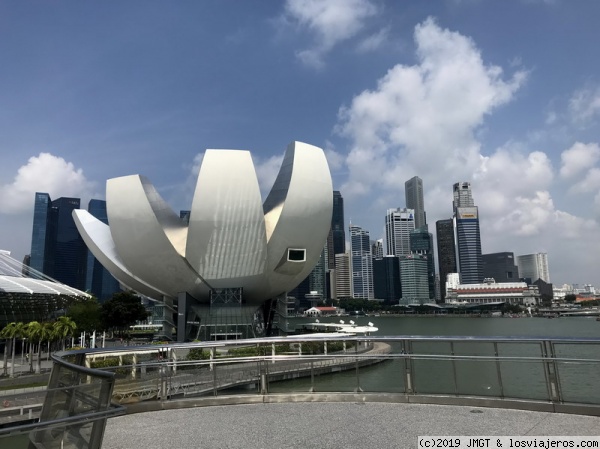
[48,335,600,416]
[2,334,599,449]
[0,351,125,449]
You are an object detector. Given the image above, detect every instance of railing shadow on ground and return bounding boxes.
[2,335,600,448]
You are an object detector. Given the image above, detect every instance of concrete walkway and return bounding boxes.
[102,402,600,449]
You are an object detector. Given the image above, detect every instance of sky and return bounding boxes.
[1,0,600,287]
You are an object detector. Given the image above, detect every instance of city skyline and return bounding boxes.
[1,2,600,286]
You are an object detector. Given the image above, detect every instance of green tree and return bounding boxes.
[53,316,77,350]
[101,291,149,333]
[67,298,103,333]
[0,322,26,377]
[25,321,51,374]
[23,322,39,373]
[564,293,577,304]
[43,321,57,360]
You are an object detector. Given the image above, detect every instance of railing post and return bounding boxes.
[354,338,362,393]
[402,339,413,394]
[450,341,458,396]
[212,360,218,396]
[493,342,504,399]
[542,340,561,403]
[261,359,268,395]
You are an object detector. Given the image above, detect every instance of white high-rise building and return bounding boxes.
[385,208,415,257]
[334,252,352,298]
[517,253,550,283]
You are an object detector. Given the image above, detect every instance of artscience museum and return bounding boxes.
[72,141,333,341]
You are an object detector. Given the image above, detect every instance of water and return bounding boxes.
[288,314,600,339]
[268,315,600,403]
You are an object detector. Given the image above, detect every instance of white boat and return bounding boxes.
[294,320,378,336]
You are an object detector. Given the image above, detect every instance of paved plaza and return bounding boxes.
[103,402,600,449]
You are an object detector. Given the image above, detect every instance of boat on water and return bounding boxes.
[294,319,378,336]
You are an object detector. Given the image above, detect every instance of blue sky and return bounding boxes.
[1,1,600,287]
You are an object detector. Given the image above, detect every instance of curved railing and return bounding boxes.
[2,334,599,448]
[0,350,125,449]
[49,335,600,416]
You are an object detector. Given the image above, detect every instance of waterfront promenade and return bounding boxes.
[103,402,600,449]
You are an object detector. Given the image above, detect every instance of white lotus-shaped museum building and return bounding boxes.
[72,141,332,341]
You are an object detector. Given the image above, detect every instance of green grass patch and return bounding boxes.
[0,381,47,391]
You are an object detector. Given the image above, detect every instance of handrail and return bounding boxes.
[59,335,600,358]
[9,332,598,445]
[0,404,124,436]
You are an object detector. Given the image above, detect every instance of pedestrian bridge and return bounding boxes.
[1,335,600,448]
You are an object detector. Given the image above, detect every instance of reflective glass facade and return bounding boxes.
[455,207,483,284]
[410,228,435,299]
[85,200,120,301]
[482,252,519,282]
[30,192,52,274]
[29,194,87,290]
[436,218,457,302]
[405,176,426,229]
[373,256,401,302]
[327,191,346,268]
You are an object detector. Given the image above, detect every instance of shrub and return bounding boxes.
[186,348,211,361]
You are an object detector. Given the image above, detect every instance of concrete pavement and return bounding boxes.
[102,402,600,449]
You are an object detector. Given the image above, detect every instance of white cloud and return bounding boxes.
[283,0,378,67]
[0,153,95,214]
[332,18,600,284]
[253,154,285,195]
[568,84,600,126]
[570,168,600,194]
[357,27,390,53]
[560,142,600,179]
[336,17,528,196]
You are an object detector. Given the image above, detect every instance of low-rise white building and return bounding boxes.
[446,278,540,306]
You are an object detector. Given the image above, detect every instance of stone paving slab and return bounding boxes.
[102,402,600,449]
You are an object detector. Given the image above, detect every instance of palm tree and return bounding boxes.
[0,324,11,376]
[43,321,56,360]
[53,316,77,351]
[24,321,45,374]
[0,322,26,377]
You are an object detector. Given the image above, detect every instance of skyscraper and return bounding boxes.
[30,193,53,274]
[400,255,429,304]
[30,193,87,290]
[405,176,426,229]
[334,252,352,298]
[85,199,120,301]
[385,208,415,257]
[436,219,456,302]
[453,182,474,210]
[327,191,346,269]
[482,252,519,282]
[349,224,374,299]
[309,246,327,297]
[410,227,435,299]
[517,253,550,283]
[371,239,384,259]
[373,256,401,303]
[455,206,483,284]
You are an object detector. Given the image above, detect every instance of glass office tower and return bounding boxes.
[85,199,120,301]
